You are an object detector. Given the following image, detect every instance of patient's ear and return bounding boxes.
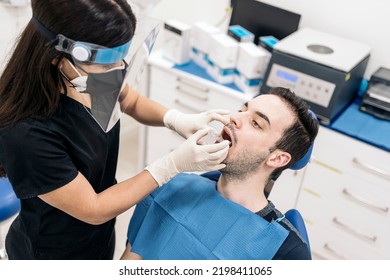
[267,151,291,168]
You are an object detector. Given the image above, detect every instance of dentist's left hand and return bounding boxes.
[163,109,230,139]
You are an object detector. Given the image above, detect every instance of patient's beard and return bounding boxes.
[221,149,269,182]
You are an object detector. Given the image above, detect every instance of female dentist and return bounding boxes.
[0,0,229,259]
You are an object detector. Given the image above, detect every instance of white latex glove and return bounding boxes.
[163,109,230,139]
[145,128,230,186]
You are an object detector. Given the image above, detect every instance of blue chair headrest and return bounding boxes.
[290,109,317,170]
[290,143,313,170]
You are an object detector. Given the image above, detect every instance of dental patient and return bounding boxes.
[121,87,319,260]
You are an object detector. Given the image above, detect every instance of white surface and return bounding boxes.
[274,28,371,72]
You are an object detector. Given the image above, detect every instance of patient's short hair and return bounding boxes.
[266,87,319,180]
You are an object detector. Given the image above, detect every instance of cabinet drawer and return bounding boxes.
[155,68,211,112]
[297,164,390,258]
[306,223,384,260]
[149,65,250,113]
[301,163,390,220]
[313,127,390,187]
[298,190,390,258]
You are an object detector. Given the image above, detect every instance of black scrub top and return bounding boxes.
[0,95,120,259]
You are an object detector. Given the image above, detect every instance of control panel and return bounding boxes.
[266,63,336,108]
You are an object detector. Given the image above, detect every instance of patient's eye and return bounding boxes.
[252,120,262,129]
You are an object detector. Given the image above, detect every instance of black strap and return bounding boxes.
[31,16,57,40]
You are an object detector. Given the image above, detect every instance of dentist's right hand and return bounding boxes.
[145,127,230,186]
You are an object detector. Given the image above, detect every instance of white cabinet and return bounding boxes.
[297,127,390,259]
[269,169,306,214]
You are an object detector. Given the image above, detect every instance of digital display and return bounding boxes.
[276,70,298,83]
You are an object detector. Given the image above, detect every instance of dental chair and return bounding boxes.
[200,143,314,255]
[0,178,21,259]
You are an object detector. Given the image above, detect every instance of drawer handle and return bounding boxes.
[323,243,347,259]
[176,86,209,102]
[332,217,377,243]
[342,188,389,214]
[177,77,210,92]
[174,99,201,113]
[352,157,390,180]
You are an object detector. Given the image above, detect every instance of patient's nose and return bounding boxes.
[229,112,241,128]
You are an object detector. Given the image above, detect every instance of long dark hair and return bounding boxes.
[0,0,136,177]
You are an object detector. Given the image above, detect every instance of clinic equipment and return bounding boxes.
[259,36,279,52]
[206,33,238,84]
[228,25,254,43]
[261,28,371,125]
[162,20,191,65]
[0,178,20,259]
[360,67,390,121]
[234,42,270,94]
[190,22,221,69]
[229,0,301,45]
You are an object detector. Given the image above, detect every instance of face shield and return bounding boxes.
[32,15,161,132]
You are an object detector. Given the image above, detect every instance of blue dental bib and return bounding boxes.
[127,173,288,260]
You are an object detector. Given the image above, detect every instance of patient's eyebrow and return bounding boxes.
[243,102,271,126]
[255,111,271,126]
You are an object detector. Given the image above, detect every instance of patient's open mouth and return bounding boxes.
[219,127,233,147]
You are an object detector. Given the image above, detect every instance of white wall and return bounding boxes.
[148,0,389,79]
[0,0,388,78]
[0,4,31,72]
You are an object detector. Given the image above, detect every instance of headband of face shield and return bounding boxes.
[31,16,131,64]
[31,15,161,132]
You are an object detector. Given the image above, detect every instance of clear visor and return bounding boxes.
[60,16,161,132]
